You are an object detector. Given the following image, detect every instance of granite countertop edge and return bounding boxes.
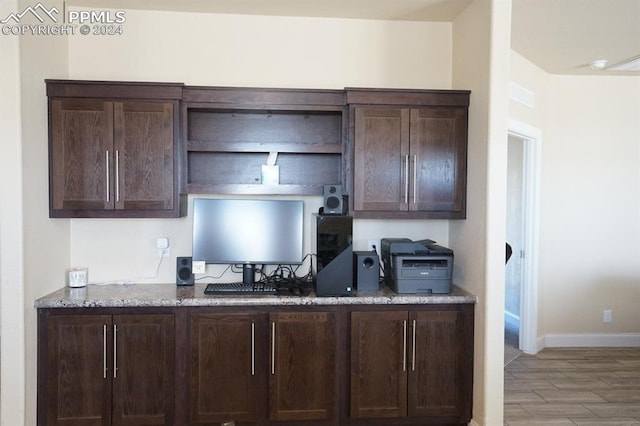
[34,283,477,309]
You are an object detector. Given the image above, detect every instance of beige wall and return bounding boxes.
[68,10,453,89]
[450,0,512,424]
[541,75,640,337]
[63,10,455,284]
[509,51,640,345]
[509,50,549,129]
[18,5,71,425]
[1,0,26,423]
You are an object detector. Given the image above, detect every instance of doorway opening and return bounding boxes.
[506,119,541,355]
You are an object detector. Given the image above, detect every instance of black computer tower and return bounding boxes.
[313,214,353,296]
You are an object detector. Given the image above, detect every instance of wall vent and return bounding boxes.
[509,81,535,109]
[608,55,640,71]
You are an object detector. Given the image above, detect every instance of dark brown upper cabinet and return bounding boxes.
[182,86,346,195]
[347,88,470,219]
[46,80,186,218]
[46,82,469,217]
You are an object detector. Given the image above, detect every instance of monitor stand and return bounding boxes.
[242,264,256,286]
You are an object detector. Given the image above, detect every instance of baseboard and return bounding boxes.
[542,333,640,348]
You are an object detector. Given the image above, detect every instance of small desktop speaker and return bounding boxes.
[176,256,194,286]
[323,185,344,215]
[314,214,353,296]
[353,251,380,292]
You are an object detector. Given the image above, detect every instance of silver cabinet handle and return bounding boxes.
[412,155,418,204]
[115,150,120,203]
[113,324,118,379]
[105,151,110,203]
[251,322,256,376]
[412,319,417,371]
[271,321,276,375]
[402,320,407,372]
[404,155,410,204]
[103,324,108,379]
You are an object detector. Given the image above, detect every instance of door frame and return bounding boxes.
[507,119,541,354]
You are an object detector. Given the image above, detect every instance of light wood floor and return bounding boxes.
[504,347,640,425]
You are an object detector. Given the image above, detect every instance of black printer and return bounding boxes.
[381,238,453,294]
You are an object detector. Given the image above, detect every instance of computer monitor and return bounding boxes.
[192,198,304,285]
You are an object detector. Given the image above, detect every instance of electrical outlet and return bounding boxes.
[367,240,378,252]
[156,237,170,258]
[192,261,206,274]
[603,309,612,323]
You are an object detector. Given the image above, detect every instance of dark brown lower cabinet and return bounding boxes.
[350,306,473,425]
[188,310,336,425]
[39,312,175,426]
[189,313,260,423]
[350,311,408,419]
[39,303,472,426]
[269,311,335,422]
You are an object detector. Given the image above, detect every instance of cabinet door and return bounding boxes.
[408,310,471,420]
[269,311,336,421]
[113,101,175,211]
[111,314,175,426]
[46,315,112,426]
[353,107,410,212]
[189,313,259,424]
[50,99,114,212]
[350,311,408,419]
[409,108,467,215]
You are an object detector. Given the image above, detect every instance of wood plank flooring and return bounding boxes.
[504,347,640,425]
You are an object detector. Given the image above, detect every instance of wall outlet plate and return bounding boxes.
[156,237,169,249]
[192,261,206,274]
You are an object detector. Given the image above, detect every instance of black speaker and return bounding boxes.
[353,251,380,291]
[314,214,353,296]
[323,185,344,215]
[176,256,194,286]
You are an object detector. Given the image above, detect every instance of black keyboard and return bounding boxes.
[204,282,277,295]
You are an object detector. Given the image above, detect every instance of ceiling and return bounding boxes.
[68,0,640,76]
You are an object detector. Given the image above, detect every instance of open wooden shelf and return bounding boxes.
[184,97,345,195]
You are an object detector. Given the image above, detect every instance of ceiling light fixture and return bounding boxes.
[588,59,608,70]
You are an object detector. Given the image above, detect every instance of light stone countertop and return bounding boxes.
[34,283,476,309]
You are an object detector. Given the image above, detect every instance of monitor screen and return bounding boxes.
[192,198,304,283]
